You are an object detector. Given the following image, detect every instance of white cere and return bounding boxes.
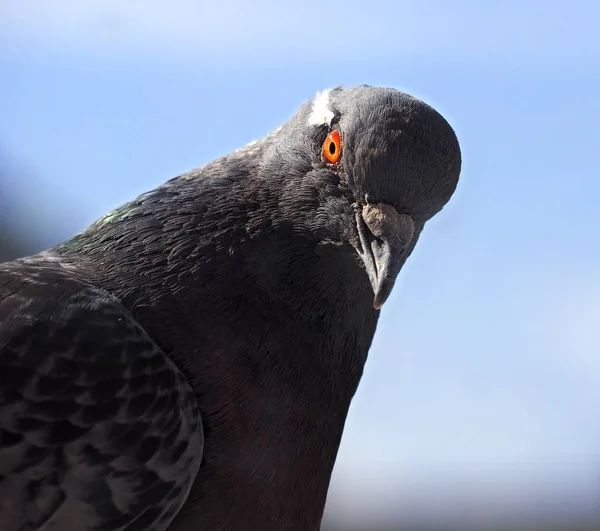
[307,89,335,127]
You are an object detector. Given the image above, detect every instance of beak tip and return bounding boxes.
[372,297,385,310]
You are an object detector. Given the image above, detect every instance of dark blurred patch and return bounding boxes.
[321,523,600,531]
[0,165,38,261]
[0,155,72,262]
[0,229,37,262]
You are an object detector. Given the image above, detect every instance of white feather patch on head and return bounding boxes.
[307,89,335,126]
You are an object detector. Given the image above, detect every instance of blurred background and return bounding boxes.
[1,1,599,529]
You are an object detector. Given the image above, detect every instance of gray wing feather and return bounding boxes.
[0,273,203,531]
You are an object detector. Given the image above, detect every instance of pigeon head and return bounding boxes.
[68,85,460,314]
[254,85,461,309]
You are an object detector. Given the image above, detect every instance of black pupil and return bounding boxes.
[328,141,336,155]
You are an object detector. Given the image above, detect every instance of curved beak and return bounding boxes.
[354,203,415,310]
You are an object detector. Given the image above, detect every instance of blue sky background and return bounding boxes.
[1,0,599,527]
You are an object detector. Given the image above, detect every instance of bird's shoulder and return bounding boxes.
[0,255,204,531]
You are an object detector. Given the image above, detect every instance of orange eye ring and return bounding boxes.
[322,130,342,164]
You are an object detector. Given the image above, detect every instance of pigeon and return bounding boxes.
[0,85,461,530]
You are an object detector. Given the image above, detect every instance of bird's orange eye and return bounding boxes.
[322,130,342,164]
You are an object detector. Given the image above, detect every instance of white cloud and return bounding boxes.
[2,0,599,65]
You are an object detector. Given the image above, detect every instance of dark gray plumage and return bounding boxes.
[0,85,461,530]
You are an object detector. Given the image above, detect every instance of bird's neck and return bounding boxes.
[55,174,379,528]
[57,173,378,397]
